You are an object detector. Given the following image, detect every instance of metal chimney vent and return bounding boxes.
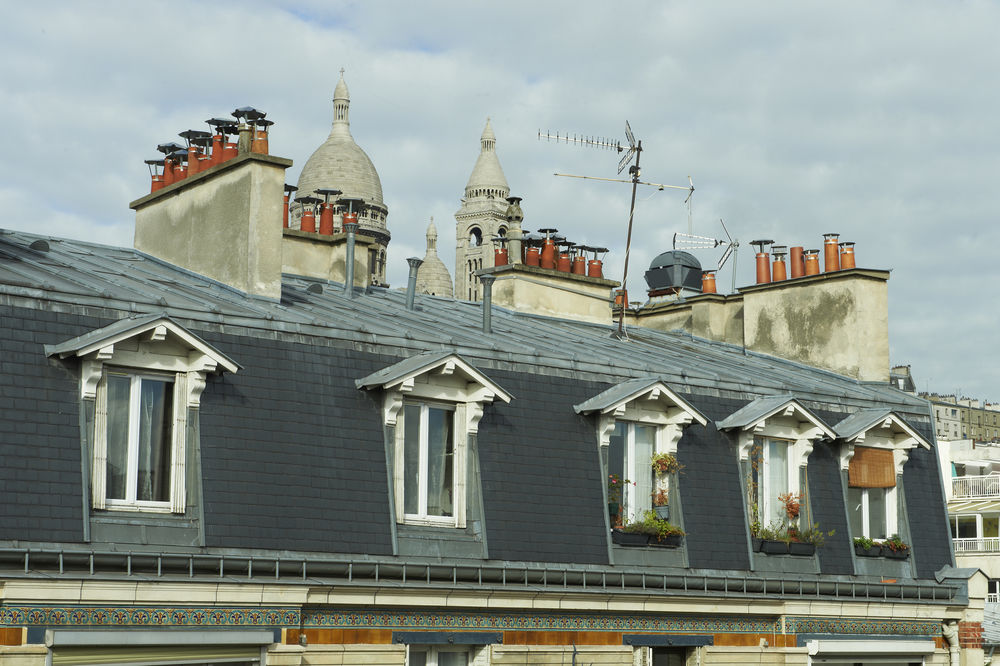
[644,250,703,292]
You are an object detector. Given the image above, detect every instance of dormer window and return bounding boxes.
[717,395,835,530]
[46,314,239,514]
[358,352,512,528]
[575,378,707,524]
[835,409,931,540]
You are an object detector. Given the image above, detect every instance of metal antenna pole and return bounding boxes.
[618,139,641,338]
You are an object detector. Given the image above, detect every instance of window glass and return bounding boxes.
[106,374,131,501]
[426,406,454,517]
[847,486,864,537]
[409,650,428,666]
[403,404,421,515]
[984,515,1000,538]
[105,373,173,506]
[632,424,655,518]
[958,515,978,539]
[438,653,468,666]
[137,378,172,502]
[766,439,789,524]
[868,487,887,540]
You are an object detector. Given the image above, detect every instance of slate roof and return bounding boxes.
[0,227,953,582]
[0,229,935,415]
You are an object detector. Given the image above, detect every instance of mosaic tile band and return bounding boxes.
[304,610,777,634]
[785,616,940,636]
[0,606,299,628]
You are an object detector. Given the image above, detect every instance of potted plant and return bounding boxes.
[882,535,910,559]
[651,452,683,475]
[614,510,685,548]
[607,474,632,527]
[652,488,670,520]
[792,523,834,556]
[757,522,789,554]
[853,535,882,557]
[749,503,763,551]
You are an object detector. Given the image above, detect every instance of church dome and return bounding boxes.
[415,219,453,298]
[296,73,386,215]
[464,118,509,199]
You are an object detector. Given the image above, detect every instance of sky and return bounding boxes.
[1,1,998,399]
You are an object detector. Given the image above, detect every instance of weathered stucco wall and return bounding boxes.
[132,154,290,300]
[742,270,889,381]
[281,230,373,288]
[484,264,618,324]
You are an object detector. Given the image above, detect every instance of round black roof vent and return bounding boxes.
[644,250,703,292]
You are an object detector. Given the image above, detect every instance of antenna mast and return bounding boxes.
[540,122,694,338]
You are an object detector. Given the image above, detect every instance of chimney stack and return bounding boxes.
[480,274,496,334]
[405,257,423,311]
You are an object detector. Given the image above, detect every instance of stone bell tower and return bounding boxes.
[454,119,510,301]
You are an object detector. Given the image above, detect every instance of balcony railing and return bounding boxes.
[954,537,1000,553]
[952,474,1000,498]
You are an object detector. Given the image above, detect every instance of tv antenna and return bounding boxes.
[539,121,694,338]
[672,218,740,292]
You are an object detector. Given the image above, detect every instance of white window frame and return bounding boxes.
[612,419,660,522]
[396,400,461,526]
[848,485,894,539]
[98,368,183,512]
[48,317,238,515]
[752,436,796,527]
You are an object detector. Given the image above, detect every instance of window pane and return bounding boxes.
[958,515,978,539]
[847,486,864,536]
[106,375,131,500]
[403,405,421,515]
[766,440,788,524]
[985,515,1000,538]
[868,487,887,540]
[136,378,173,502]
[426,407,453,517]
[437,652,468,666]
[409,649,427,666]
[633,424,655,516]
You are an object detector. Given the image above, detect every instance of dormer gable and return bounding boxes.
[717,394,835,462]
[45,313,239,402]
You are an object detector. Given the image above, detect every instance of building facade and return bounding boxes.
[0,92,988,666]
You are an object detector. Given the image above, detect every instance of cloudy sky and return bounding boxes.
[2,1,998,399]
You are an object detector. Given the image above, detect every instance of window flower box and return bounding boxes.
[854,543,883,557]
[883,547,910,559]
[788,541,816,556]
[760,539,789,554]
[611,529,649,546]
[649,534,683,548]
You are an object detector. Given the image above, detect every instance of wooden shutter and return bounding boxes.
[848,446,896,488]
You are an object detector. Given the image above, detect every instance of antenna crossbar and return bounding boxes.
[538,130,621,151]
[554,173,692,193]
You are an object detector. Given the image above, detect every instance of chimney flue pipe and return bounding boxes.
[405,257,423,311]
[823,233,840,272]
[480,274,496,334]
[789,246,805,278]
[344,221,358,298]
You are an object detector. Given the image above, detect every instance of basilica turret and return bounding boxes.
[454,119,510,301]
[414,218,453,297]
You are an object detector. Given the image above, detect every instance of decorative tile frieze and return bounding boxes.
[0,606,299,628]
[302,609,777,634]
[785,616,939,636]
